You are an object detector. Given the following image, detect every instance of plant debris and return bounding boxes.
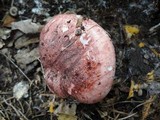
[11,19,43,34]
[0,0,160,120]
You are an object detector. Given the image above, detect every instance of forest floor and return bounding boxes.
[0,0,160,120]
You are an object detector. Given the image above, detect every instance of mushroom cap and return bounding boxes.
[39,14,116,104]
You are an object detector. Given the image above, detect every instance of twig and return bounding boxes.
[17,109,29,120]
[0,96,14,104]
[4,99,20,117]
[112,110,129,116]
[37,58,44,75]
[149,23,160,33]
[114,114,120,120]
[3,99,29,120]
[40,93,55,97]
[0,53,32,83]
[0,104,10,119]
[11,0,14,7]
[24,100,32,116]
[129,99,153,114]
[32,113,46,119]
[0,91,12,95]
[101,100,143,107]
[18,100,25,113]
[118,112,137,120]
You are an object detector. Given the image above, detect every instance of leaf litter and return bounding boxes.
[0,0,160,120]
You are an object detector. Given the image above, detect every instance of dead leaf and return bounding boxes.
[2,13,15,27]
[128,80,135,99]
[128,80,141,99]
[54,102,77,120]
[54,102,77,116]
[14,48,39,68]
[0,39,5,49]
[0,28,11,40]
[150,48,160,58]
[138,42,145,48]
[57,114,77,120]
[147,70,154,81]
[15,37,39,49]
[11,19,43,34]
[49,102,54,113]
[124,25,140,39]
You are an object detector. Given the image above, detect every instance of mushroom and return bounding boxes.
[39,14,116,104]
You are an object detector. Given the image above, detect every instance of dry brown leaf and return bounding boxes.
[2,13,15,27]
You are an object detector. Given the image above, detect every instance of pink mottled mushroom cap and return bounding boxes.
[39,14,116,104]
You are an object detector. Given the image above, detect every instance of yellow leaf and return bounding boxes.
[138,42,145,48]
[128,80,135,99]
[128,80,142,99]
[147,70,154,81]
[58,114,77,120]
[150,48,160,58]
[124,25,140,38]
[49,102,54,113]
